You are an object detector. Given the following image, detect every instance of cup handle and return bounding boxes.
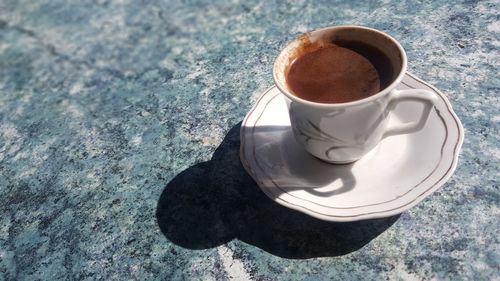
[382,89,438,138]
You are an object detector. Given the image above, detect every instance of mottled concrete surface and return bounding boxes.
[0,0,499,280]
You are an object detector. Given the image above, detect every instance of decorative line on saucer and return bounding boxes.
[250,91,447,211]
[240,73,464,220]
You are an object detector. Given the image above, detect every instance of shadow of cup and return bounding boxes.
[156,122,400,259]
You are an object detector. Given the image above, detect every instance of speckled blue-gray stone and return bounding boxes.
[0,0,498,280]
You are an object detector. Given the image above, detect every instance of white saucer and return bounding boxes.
[240,72,464,222]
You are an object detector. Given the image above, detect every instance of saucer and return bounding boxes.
[240,72,464,222]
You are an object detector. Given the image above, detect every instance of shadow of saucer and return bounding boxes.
[156,122,400,259]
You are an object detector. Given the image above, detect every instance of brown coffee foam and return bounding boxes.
[286,42,381,103]
[283,34,327,77]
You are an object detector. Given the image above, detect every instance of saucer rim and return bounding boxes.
[240,72,464,222]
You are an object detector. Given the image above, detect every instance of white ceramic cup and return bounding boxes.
[273,25,438,164]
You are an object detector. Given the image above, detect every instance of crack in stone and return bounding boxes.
[0,18,130,80]
[0,18,175,84]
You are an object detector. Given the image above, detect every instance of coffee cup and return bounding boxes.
[273,25,438,163]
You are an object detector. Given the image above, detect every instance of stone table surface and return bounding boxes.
[0,0,499,280]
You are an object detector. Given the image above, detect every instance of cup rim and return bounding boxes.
[273,25,408,108]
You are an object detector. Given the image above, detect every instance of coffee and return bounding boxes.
[286,41,393,103]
